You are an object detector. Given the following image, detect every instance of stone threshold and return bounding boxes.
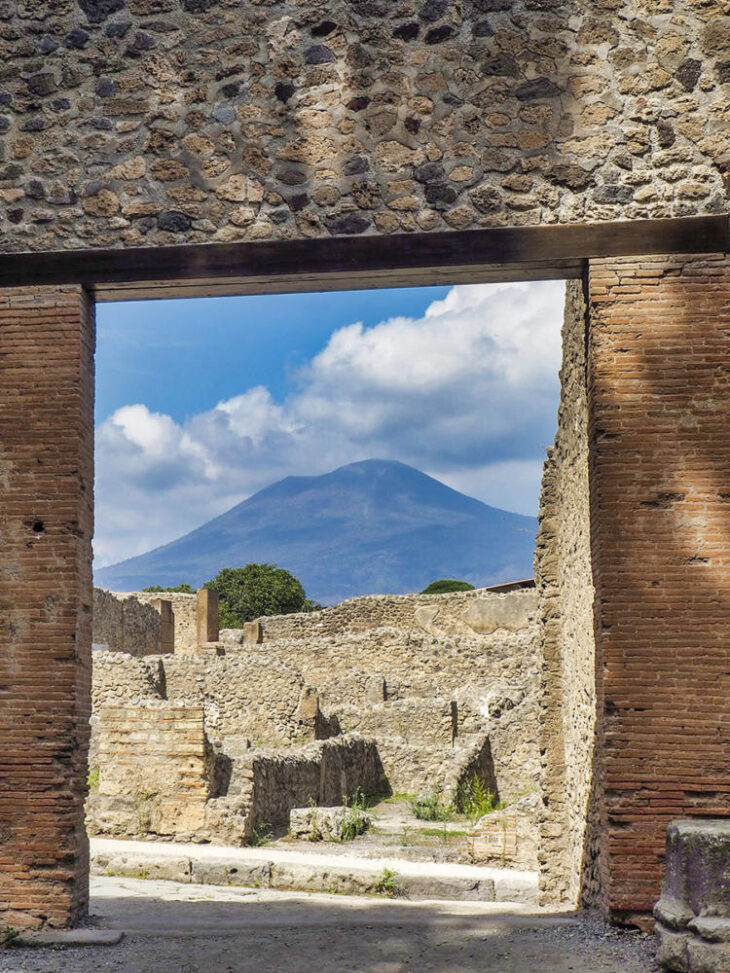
[90,837,538,905]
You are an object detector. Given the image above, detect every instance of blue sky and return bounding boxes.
[95,281,565,567]
[96,287,451,424]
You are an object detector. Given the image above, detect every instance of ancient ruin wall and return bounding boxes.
[1,2,728,254]
[91,587,541,800]
[93,587,165,655]
[534,279,599,909]
[87,703,212,840]
[132,591,198,653]
[248,586,537,641]
[240,734,385,838]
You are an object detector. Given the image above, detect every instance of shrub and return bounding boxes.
[341,788,370,841]
[374,867,405,898]
[420,579,475,594]
[142,583,195,593]
[409,790,453,822]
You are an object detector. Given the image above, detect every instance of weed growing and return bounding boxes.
[457,774,504,823]
[249,822,273,847]
[374,867,405,898]
[409,789,453,822]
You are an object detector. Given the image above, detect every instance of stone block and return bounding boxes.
[243,620,262,644]
[464,594,536,634]
[289,805,371,841]
[655,820,730,972]
[196,588,219,646]
[190,857,272,889]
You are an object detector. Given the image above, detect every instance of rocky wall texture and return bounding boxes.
[91,587,541,805]
[534,279,599,910]
[246,586,537,641]
[234,734,385,840]
[132,591,198,653]
[1,1,727,253]
[93,587,165,655]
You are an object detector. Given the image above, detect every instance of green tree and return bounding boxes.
[420,579,476,595]
[205,564,317,627]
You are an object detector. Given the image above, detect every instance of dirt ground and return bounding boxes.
[0,876,660,973]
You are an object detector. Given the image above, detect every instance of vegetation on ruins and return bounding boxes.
[142,583,195,593]
[249,822,273,847]
[420,579,476,594]
[374,868,405,899]
[0,927,20,949]
[204,563,320,627]
[457,775,504,824]
[409,790,453,822]
[341,789,370,842]
[87,766,100,792]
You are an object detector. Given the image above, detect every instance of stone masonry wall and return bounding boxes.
[134,592,198,653]
[91,587,541,805]
[587,253,730,922]
[0,2,727,254]
[93,587,164,655]
[87,703,212,841]
[534,279,600,909]
[250,586,536,640]
[237,734,386,839]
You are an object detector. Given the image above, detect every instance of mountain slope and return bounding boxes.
[94,459,537,604]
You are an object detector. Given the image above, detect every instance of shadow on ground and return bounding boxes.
[0,877,659,973]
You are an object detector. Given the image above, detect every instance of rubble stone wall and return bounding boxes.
[534,279,600,909]
[1,2,728,254]
[93,587,164,656]
[241,734,386,837]
[90,587,541,808]
[132,592,198,653]
[253,587,537,640]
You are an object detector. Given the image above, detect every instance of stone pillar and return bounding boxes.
[196,587,219,646]
[587,254,730,922]
[0,287,94,929]
[151,598,174,654]
[655,820,730,972]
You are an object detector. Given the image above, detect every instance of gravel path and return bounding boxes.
[0,877,660,973]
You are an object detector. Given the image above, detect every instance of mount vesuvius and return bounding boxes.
[94,459,537,604]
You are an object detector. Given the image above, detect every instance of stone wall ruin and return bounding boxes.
[87,586,541,848]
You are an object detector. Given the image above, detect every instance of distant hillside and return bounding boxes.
[94,459,537,604]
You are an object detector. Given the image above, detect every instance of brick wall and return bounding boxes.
[0,287,94,929]
[588,253,730,921]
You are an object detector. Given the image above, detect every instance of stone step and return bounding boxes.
[91,837,538,905]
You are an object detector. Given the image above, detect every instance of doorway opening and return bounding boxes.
[88,279,565,896]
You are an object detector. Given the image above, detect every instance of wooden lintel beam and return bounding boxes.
[0,215,725,302]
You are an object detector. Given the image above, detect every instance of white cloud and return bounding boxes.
[94,281,565,567]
